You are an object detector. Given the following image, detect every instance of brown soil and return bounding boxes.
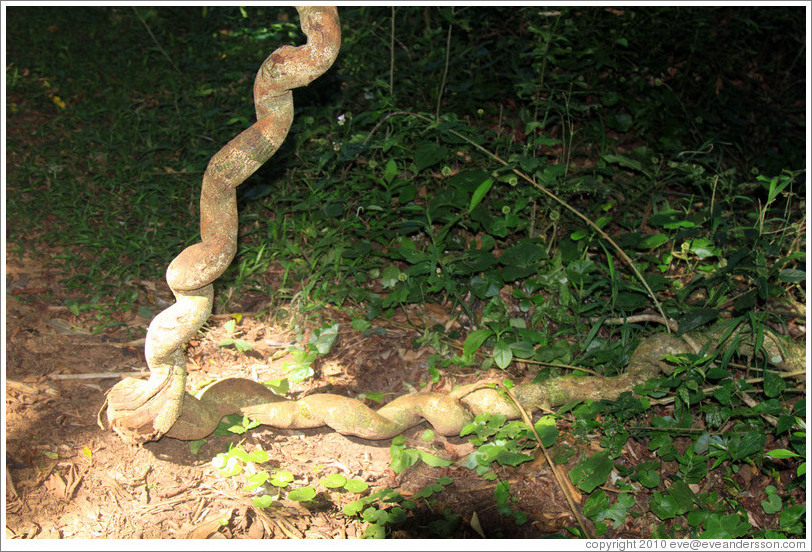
[5,246,594,540]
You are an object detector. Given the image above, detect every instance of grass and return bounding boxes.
[5,5,807,538]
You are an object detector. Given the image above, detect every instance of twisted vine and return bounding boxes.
[105,7,805,445]
[106,7,341,444]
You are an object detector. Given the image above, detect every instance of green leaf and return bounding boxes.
[779,504,805,529]
[605,112,634,132]
[233,339,253,352]
[763,371,787,398]
[387,507,407,524]
[583,490,633,529]
[569,451,613,493]
[343,499,365,516]
[582,489,609,519]
[676,308,719,335]
[253,495,273,509]
[649,491,680,520]
[729,430,766,461]
[213,454,243,477]
[189,439,206,455]
[364,522,386,539]
[320,473,347,488]
[287,486,316,502]
[381,265,401,289]
[244,471,269,492]
[417,450,454,468]
[533,416,559,447]
[65,298,82,317]
[263,377,289,396]
[778,268,805,283]
[775,415,795,435]
[493,339,513,369]
[700,513,750,538]
[498,239,546,268]
[603,154,642,172]
[414,142,447,172]
[310,322,340,355]
[352,318,372,332]
[494,481,513,516]
[390,445,419,474]
[415,482,444,499]
[269,470,294,487]
[761,485,782,514]
[639,233,669,249]
[689,238,718,258]
[649,482,694,521]
[383,159,398,184]
[343,478,369,494]
[463,329,493,358]
[362,506,389,524]
[495,450,533,466]
[284,363,315,383]
[765,448,799,459]
[247,449,269,463]
[468,177,494,213]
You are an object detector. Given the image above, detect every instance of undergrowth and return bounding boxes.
[5,5,806,538]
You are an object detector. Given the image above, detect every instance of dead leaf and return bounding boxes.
[469,511,486,538]
[44,472,67,499]
[182,508,234,539]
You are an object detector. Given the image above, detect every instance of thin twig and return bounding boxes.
[389,7,395,99]
[598,314,678,332]
[501,383,594,539]
[132,7,182,74]
[435,8,454,120]
[51,371,150,380]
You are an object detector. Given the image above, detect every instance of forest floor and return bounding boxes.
[4,12,804,540]
[5,245,802,541]
[5,246,607,540]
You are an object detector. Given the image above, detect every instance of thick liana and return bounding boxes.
[106,7,342,444]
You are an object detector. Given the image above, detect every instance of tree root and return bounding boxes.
[157,329,803,442]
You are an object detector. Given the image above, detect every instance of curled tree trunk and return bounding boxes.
[106,7,342,444]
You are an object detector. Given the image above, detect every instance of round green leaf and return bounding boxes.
[287,486,316,502]
[343,499,365,516]
[343,478,369,494]
[320,473,347,488]
[247,449,269,463]
[270,469,295,487]
[253,495,274,509]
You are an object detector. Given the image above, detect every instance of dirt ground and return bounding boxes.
[5,245,605,541]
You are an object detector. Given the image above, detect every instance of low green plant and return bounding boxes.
[217,316,253,353]
[342,478,456,538]
[280,321,340,383]
[388,435,453,474]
